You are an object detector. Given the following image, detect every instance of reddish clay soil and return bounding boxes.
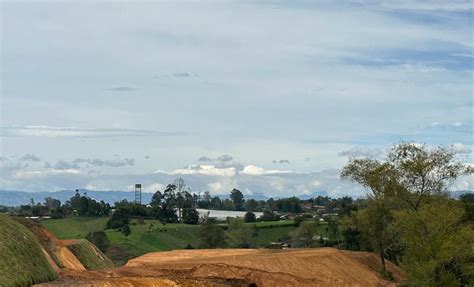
[37,248,405,287]
[15,218,85,271]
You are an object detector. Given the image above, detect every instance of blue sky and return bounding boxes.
[0,0,472,197]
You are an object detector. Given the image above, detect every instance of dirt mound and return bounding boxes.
[15,218,86,271]
[123,248,404,286]
[40,248,405,286]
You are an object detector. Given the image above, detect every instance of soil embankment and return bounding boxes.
[62,239,114,270]
[15,218,86,271]
[38,248,405,287]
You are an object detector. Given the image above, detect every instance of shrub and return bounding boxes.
[244,212,256,223]
[121,224,131,237]
[85,231,110,252]
[182,208,199,224]
[199,222,226,248]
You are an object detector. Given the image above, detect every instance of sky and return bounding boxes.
[0,0,473,198]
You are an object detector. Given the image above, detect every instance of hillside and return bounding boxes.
[63,239,114,270]
[0,214,58,286]
[14,218,85,271]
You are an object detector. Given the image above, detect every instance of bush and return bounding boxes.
[106,219,126,229]
[199,222,226,248]
[244,212,256,223]
[182,208,199,224]
[105,208,130,229]
[260,210,280,221]
[121,224,131,237]
[292,221,317,247]
[86,231,110,252]
[227,218,254,248]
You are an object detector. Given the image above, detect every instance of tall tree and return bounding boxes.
[44,197,61,210]
[198,191,212,209]
[230,188,244,211]
[150,184,178,223]
[173,178,193,221]
[388,143,472,210]
[182,208,199,224]
[341,158,404,271]
[341,143,473,275]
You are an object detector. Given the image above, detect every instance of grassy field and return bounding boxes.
[41,217,301,261]
[42,217,338,266]
[0,214,57,286]
[41,217,108,239]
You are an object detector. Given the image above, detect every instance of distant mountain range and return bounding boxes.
[0,189,470,207]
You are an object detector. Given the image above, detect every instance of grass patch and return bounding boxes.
[253,226,296,246]
[67,239,114,270]
[0,214,57,286]
[41,217,108,239]
[105,222,202,256]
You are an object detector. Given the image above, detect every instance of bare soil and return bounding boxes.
[37,248,405,287]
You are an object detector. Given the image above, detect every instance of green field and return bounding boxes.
[42,218,300,246]
[41,217,108,239]
[41,217,302,263]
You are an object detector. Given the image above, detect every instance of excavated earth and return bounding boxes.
[36,248,405,287]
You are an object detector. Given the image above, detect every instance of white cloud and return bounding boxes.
[14,169,82,179]
[269,180,285,191]
[198,155,234,162]
[240,165,295,176]
[311,180,321,188]
[165,165,237,177]
[73,157,135,167]
[19,153,41,162]
[364,0,473,12]
[143,183,165,193]
[338,146,385,158]
[207,182,225,194]
[450,143,472,154]
[452,175,474,191]
[2,125,183,138]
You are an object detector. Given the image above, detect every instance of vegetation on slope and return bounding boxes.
[0,214,57,287]
[42,217,302,265]
[66,239,114,270]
